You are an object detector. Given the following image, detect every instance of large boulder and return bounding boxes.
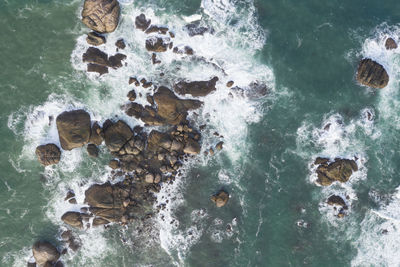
[61,212,84,229]
[327,195,348,209]
[315,158,358,186]
[356,58,389,89]
[145,37,169,52]
[56,110,91,150]
[35,144,61,166]
[103,120,133,152]
[32,241,60,267]
[81,0,120,33]
[135,14,151,31]
[174,77,218,97]
[86,32,106,46]
[85,182,124,208]
[211,190,229,207]
[82,47,109,66]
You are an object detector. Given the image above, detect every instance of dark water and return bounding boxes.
[1,0,400,266]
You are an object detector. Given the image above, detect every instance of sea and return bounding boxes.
[1,0,400,266]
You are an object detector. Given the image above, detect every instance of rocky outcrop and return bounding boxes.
[61,212,84,229]
[211,190,229,207]
[82,47,127,74]
[174,77,218,97]
[356,58,389,89]
[327,195,348,209]
[32,241,60,267]
[135,14,151,31]
[81,0,120,33]
[35,144,61,166]
[385,38,398,50]
[314,157,358,186]
[183,23,211,36]
[86,32,106,46]
[145,36,170,52]
[56,110,91,150]
[103,120,133,153]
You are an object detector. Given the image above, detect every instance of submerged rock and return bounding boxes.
[135,14,151,31]
[35,144,61,166]
[81,0,120,33]
[211,190,229,207]
[385,37,398,50]
[86,32,106,46]
[314,158,358,186]
[174,77,218,97]
[56,110,91,150]
[89,122,103,146]
[356,58,389,89]
[327,195,348,210]
[87,63,108,75]
[32,241,60,267]
[183,23,210,36]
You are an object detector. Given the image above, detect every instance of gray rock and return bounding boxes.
[35,144,61,166]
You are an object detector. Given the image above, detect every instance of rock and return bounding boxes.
[127,90,136,101]
[211,190,229,207]
[83,47,109,66]
[89,122,103,146]
[145,25,169,34]
[385,38,397,50]
[115,39,126,49]
[85,182,124,208]
[327,195,348,210]
[54,261,64,267]
[108,53,127,69]
[151,53,161,64]
[87,63,108,75]
[356,58,389,89]
[27,262,36,267]
[93,217,110,227]
[87,144,99,157]
[61,212,84,229]
[183,138,200,154]
[172,46,194,55]
[109,159,119,169]
[35,144,61,166]
[69,198,77,204]
[135,14,151,31]
[145,173,154,183]
[81,0,120,33]
[174,77,218,97]
[64,191,75,201]
[56,110,91,150]
[103,120,133,152]
[32,241,60,267]
[226,81,234,87]
[315,158,358,186]
[215,141,223,151]
[145,36,169,52]
[183,23,210,36]
[86,32,106,46]
[129,77,140,86]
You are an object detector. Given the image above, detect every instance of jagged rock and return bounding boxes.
[215,141,223,151]
[35,144,61,166]
[56,110,91,150]
[147,130,171,151]
[61,212,84,229]
[172,46,194,55]
[145,25,168,34]
[135,14,151,31]
[315,158,358,186]
[87,144,99,157]
[129,77,140,86]
[83,47,109,66]
[103,120,133,152]
[108,53,127,69]
[115,39,126,49]
[183,23,210,36]
[93,217,110,227]
[174,77,218,97]
[32,241,60,267]
[81,0,120,33]
[183,138,200,154]
[327,195,348,210]
[87,63,108,75]
[356,58,389,89]
[151,53,161,64]
[89,122,103,146]
[385,38,398,50]
[145,36,169,52]
[85,182,124,208]
[86,32,106,46]
[127,90,136,101]
[211,190,229,207]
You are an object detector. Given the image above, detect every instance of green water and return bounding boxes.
[1,0,400,266]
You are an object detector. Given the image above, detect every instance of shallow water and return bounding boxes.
[2,0,400,266]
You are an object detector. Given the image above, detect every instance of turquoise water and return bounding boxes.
[2,0,400,266]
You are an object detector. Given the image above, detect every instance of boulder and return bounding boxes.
[84,182,124,208]
[86,32,106,46]
[183,138,200,154]
[81,0,120,33]
[385,38,398,50]
[356,58,389,89]
[83,47,109,66]
[93,217,110,227]
[108,53,127,69]
[226,81,234,87]
[32,241,60,267]
[115,39,126,49]
[215,141,223,151]
[127,90,136,101]
[103,120,133,152]
[172,46,194,55]
[327,195,348,210]
[89,122,103,146]
[211,190,229,207]
[183,23,210,36]
[145,36,169,52]
[35,144,61,166]
[145,25,168,34]
[56,110,91,150]
[109,159,119,169]
[87,63,108,75]
[87,144,99,157]
[174,77,218,97]
[61,212,84,229]
[315,158,358,186]
[135,14,151,31]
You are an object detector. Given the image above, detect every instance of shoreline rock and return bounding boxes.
[356,58,389,89]
[32,241,60,267]
[56,110,91,151]
[211,190,229,207]
[35,144,61,166]
[81,0,120,33]
[314,157,358,186]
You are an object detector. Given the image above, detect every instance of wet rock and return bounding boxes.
[183,23,210,36]
[93,217,111,227]
[89,122,103,146]
[135,14,151,31]
[356,58,389,89]
[109,159,119,169]
[87,144,99,157]
[87,63,108,75]
[145,25,168,34]
[64,191,75,201]
[129,77,140,86]
[315,158,358,186]
[183,138,200,155]
[61,212,84,229]
[35,144,61,166]
[83,47,109,66]
[115,39,126,49]
[32,241,60,267]
[86,32,106,46]
[211,190,229,207]
[108,53,127,69]
[145,173,155,183]
[145,36,169,52]
[327,195,348,210]
[81,0,120,33]
[56,110,91,150]
[103,120,133,152]
[385,37,398,50]
[215,141,223,151]
[172,46,194,55]
[174,77,218,97]
[226,81,234,87]
[151,53,161,64]
[127,90,136,101]
[85,182,124,208]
